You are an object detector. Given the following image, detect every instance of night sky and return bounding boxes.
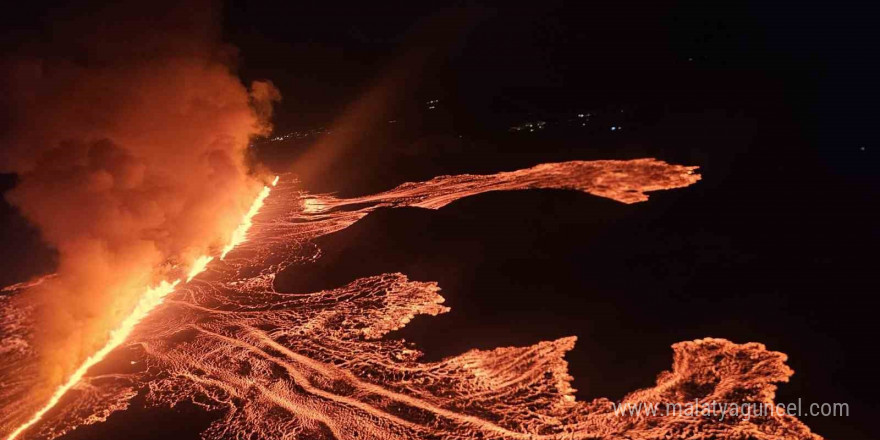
[2,1,878,439]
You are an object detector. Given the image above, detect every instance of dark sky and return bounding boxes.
[224,1,876,178]
[2,1,879,439]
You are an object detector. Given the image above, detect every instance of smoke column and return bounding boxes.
[0,0,279,415]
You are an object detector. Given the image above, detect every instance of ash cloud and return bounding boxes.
[0,1,279,391]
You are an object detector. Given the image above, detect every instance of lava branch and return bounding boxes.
[5,177,279,440]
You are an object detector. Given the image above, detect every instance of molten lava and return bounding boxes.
[186,256,215,283]
[221,181,275,260]
[0,161,821,440]
[3,177,278,440]
[4,280,178,440]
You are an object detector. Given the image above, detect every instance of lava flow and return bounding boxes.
[0,160,821,440]
[2,177,278,440]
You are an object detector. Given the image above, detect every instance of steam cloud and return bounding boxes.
[0,1,279,397]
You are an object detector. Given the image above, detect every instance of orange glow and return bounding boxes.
[220,177,277,260]
[5,178,278,440]
[5,280,178,440]
[2,161,817,440]
[186,255,214,282]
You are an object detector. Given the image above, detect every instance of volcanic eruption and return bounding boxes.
[0,2,823,440]
[0,1,279,437]
[1,156,822,440]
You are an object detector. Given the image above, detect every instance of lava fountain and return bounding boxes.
[3,178,278,440]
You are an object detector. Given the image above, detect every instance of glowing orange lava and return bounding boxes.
[4,280,178,440]
[220,179,276,260]
[4,177,279,440]
[186,255,214,282]
[0,161,821,440]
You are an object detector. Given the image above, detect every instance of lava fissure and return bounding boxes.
[1,179,277,440]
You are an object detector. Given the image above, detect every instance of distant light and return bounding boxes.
[611,126,616,131]
[578,113,585,118]
[860,146,866,151]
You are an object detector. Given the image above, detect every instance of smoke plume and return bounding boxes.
[0,1,279,395]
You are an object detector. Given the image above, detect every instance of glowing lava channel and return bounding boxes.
[6,177,279,440]
[220,182,273,259]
